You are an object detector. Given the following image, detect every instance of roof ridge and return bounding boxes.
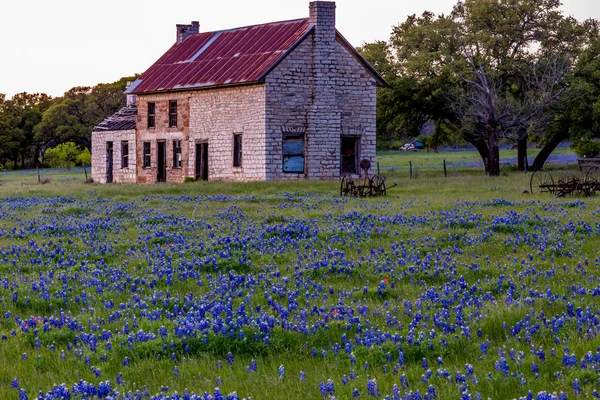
[188,17,309,38]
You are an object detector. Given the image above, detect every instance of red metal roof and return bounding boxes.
[127,19,312,94]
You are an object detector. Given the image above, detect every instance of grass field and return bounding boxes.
[0,150,599,400]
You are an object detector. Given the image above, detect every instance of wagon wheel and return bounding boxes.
[585,168,600,196]
[371,175,387,196]
[530,169,554,194]
[585,167,599,183]
[340,174,355,197]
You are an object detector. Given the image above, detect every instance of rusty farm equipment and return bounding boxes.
[340,159,397,197]
[530,167,600,197]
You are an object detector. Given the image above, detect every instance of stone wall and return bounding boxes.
[188,85,267,181]
[91,130,136,183]
[135,93,190,183]
[265,31,378,180]
[265,37,313,180]
[335,43,377,169]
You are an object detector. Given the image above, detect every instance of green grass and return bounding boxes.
[0,149,599,400]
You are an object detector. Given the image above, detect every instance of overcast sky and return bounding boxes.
[1,0,598,98]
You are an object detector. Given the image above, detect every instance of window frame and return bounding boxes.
[168,100,177,128]
[282,134,305,173]
[121,141,129,169]
[147,102,156,128]
[143,141,151,169]
[173,140,182,169]
[233,134,243,168]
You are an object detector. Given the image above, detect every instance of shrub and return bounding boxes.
[571,135,600,158]
[76,148,92,166]
[44,142,86,169]
[184,176,197,183]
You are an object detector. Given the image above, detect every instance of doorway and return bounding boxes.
[106,141,113,183]
[157,141,166,182]
[195,142,208,180]
[341,136,360,174]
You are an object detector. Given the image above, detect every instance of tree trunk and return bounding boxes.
[517,136,528,171]
[466,138,489,173]
[531,130,568,171]
[487,128,500,176]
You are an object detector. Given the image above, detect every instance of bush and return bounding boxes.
[5,161,15,170]
[76,148,92,166]
[571,135,600,158]
[184,176,197,183]
[45,142,86,169]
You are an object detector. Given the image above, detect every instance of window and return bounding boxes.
[173,140,182,168]
[283,134,305,173]
[143,142,151,168]
[147,102,155,128]
[233,134,242,167]
[121,141,129,169]
[169,101,177,127]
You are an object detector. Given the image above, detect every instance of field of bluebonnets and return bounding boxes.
[1,150,599,400]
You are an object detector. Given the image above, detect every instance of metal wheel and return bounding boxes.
[585,167,599,182]
[340,174,354,197]
[371,175,387,196]
[530,169,554,194]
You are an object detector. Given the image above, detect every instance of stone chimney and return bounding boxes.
[309,2,336,101]
[176,21,200,43]
[307,1,341,179]
[125,82,136,106]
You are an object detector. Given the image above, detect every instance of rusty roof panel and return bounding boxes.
[128,19,311,94]
[93,104,137,132]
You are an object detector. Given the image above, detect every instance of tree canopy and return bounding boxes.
[0,75,137,169]
[360,0,600,174]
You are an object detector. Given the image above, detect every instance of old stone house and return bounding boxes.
[91,1,386,183]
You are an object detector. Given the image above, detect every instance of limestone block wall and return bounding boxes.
[265,37,313,180]
[335,43,378,169]
[265,33,378,180]
[135,93,190,183]
[136,131,186,184]
[188,85,267,181]
[91,130,136,184]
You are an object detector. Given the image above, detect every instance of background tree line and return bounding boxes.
[359,0,600,175]
[0,76,136,170]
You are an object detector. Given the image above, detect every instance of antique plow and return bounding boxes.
[340,159,397,197]
[530,168,600,197]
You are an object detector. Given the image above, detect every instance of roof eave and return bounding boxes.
[133,80,265,96]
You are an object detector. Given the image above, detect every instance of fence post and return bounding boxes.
[443,159,447,178]
[83,166,88,182]
[37,167,41,184]
[410,161,413,179]
[377,161,380,175]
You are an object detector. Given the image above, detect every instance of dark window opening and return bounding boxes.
[143,142,151,168]
[106,141,113,183]
[233,134,242,167]
[283,134,305,173]
[157,141,166,182]
[121,141,129,169]
[341,136,360,174]
[147,102,156,128]
[169,101,177,127]
[173,140,182,168]
[195,142,208,181]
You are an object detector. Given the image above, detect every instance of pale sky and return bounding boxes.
[1,0,598,98]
